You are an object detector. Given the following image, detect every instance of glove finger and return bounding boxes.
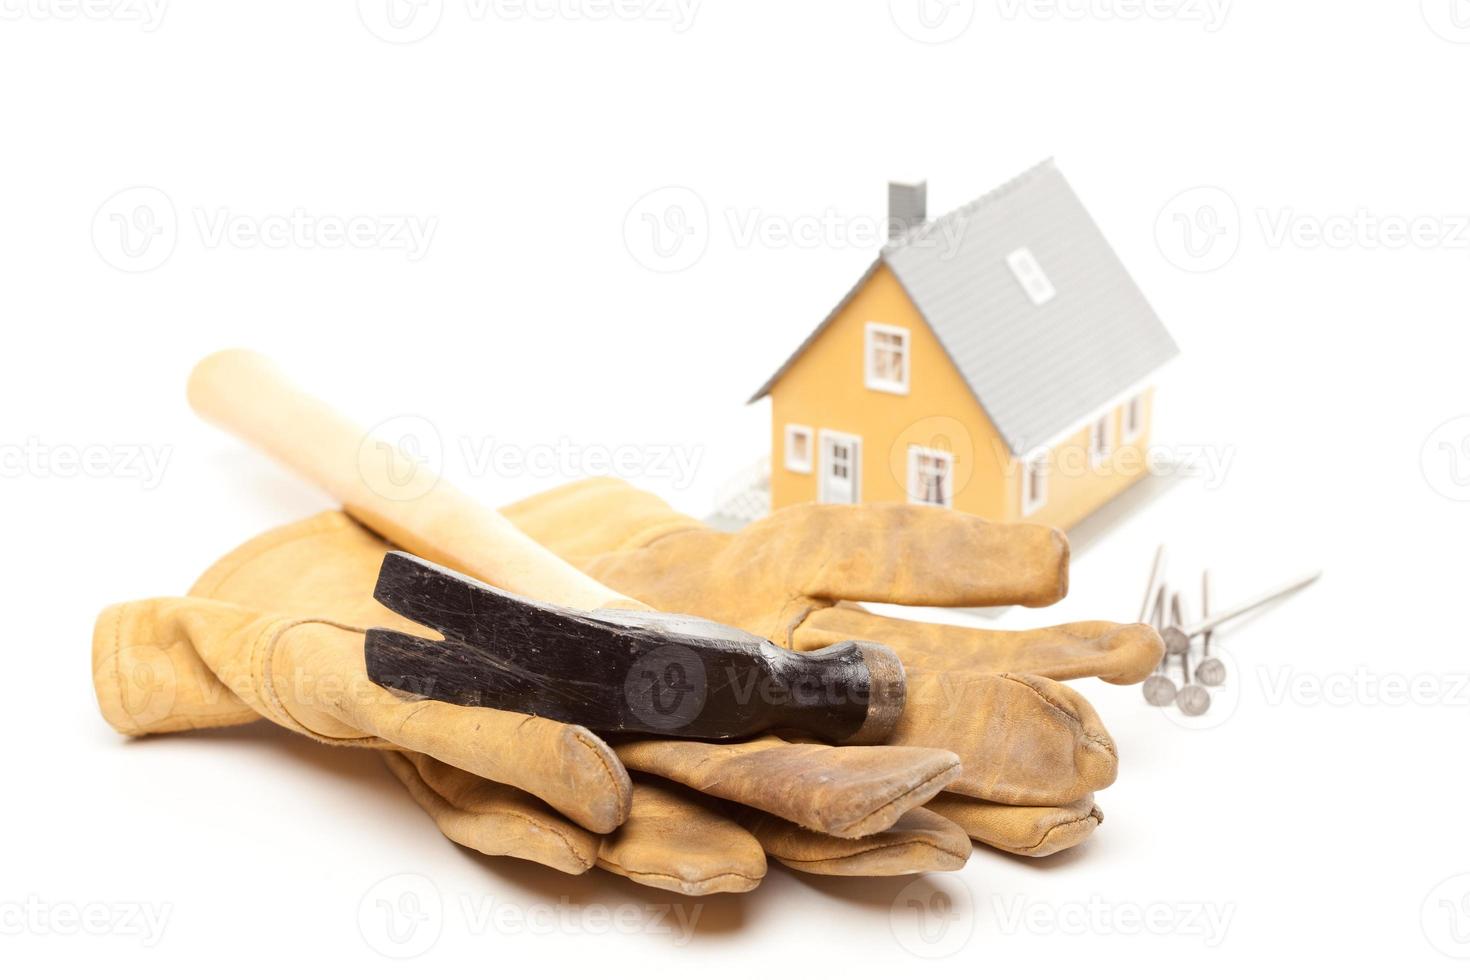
[893,670,1117,805]
[614,735,961,839]
[752,503,1069,608]
[796,604,1163,685]
[596,778,766,896]
[740,806,970,877]
[92,512,434,738]
[926,793,1102,857]
[145,598,634,834]
[383,752,601,875]
[93,601,261,736]
[323,665,633,834]
[278,622,634,833]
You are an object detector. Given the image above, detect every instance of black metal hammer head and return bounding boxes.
[363,551,905,744]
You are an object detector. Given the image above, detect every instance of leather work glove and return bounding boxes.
[93,572,633,836]
[99,477,1154,868]
[98,350,1137,884]
[320,478,1137,861]
[95,512,971,894]
[502,479,1161,852]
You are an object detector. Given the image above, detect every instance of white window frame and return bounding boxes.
[818,430,863,504]
[784,424,814,474]
[1021,452,1048,516]
[863,322,911,395]
[907,445,955,508]
[1089,412,1116,463]
[1122,394,1145,442]
[1006,247,1057,306]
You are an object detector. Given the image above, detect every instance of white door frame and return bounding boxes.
[818,430,862,504]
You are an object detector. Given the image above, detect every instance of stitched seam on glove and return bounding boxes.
[1079,732,1115,755]
[192,511,356,598]
[106,602,134,734]
[829,763,962,837]
[780,837,970,865]
[569,730,629,809]
[96,603,261,736]
[471,812,595,872]
[615,521,707,554]
[252,617,384,747]
[997,674,1117,758]
[995,673,1081,724]
[780,597,831,647]
[396,763,597,873]
[595,857,762,888]
[1023,811,1101,853]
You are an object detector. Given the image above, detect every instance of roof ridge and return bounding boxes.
[883,157,1059,254]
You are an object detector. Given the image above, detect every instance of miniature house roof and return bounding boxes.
[750,160,1180,454]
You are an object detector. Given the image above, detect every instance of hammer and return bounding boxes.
[185,351,905,745]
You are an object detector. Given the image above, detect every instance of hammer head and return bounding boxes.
[363,552,905,745]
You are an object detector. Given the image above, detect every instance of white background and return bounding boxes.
[4,1,1470,974]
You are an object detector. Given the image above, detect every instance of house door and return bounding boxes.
[819,431,862,504]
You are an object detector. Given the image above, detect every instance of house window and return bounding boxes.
[1122,394,1145,442]
[819,431,862,504]
[864,323,910,394]
[907,446,954,508]
[1089,413,1115,462]
[1022,453,1048,515]
[1006,247,1057,306]
[784,424,814,473]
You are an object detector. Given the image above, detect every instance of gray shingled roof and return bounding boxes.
[751,160,1179,455]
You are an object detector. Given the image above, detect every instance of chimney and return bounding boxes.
[887,180,927,242]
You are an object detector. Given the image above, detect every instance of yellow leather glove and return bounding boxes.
[92,511,632,835]
[504,481,1160,815]
[364,478,1136,861]
[95,512,969,893]
[507,479,1161,685]
[98,479,1156,871]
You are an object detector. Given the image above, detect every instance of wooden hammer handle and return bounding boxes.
[186,349,635,612]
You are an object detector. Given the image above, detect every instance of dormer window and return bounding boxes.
[864,323,910,394]
[1006,247,1057,306]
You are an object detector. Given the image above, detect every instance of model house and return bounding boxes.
[750,160,1179,529]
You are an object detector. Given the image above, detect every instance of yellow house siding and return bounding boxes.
[768,263,1012,519]
[767,261,1158,530]
[1014,389,1156,529]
